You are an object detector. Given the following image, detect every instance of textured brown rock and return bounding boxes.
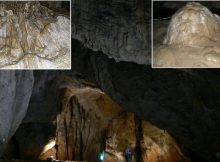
[0,2,70,69]
[105,113,136,162]
[104,115,188,162]
[141,121,189,162]
[56,80,123,161]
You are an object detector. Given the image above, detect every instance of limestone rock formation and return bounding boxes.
[72,0,151,65]
[4,76,188,162]
[153,2,220,67]
[0,71,34,156]
[0,2,70,69]
[164,2,220,46]
[105,115,188,162]
[2,39,220,161]
[141,122,188,162]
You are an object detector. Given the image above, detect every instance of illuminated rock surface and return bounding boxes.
[164,2,220,46]
[105,115,188,162]
[2,76,188,162]
[153,2,220,67]
[0,2,70,69]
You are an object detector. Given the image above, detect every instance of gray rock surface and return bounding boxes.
[72,0,151,65]
[0,71,34,156]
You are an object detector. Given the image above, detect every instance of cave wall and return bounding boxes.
[6,39,220,161]
[72,0,151,65]
[1,0,220,161]
[1,39,220,161]
[0,71,34,156]
[6,75,186,162]
[71,40,220,160]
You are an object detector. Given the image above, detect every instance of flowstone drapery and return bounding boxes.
[153,2,220,68]
[0,2,70,69]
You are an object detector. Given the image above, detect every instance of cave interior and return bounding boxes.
[0,1,220,162]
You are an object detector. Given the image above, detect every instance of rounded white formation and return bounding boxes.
[163,2,220,46]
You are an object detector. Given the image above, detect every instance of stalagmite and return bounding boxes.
[154,2,220,68]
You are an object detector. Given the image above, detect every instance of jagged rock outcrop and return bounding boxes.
[0,71,34,156]
[0,2,70,69]
[72,0,151,65]
[153,2,220,67]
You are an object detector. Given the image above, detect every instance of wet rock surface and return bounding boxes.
[0,2,70,69]
[153,2,220,67]
[72,0,151,65]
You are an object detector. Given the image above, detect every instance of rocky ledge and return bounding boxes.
[72,0,151,65]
